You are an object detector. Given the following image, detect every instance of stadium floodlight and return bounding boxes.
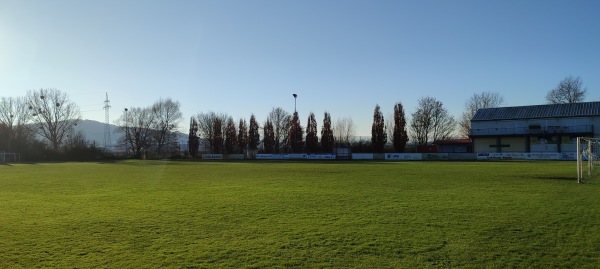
[292,93,297,113]
[577,137,600,183]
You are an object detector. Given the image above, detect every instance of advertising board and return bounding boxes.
[202,154,224,160]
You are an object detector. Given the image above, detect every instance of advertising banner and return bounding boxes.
[476,153,524,160]
[385,153,422,160]
[423,153,449,160]
[524,153,560,160]
[202,154,223,160]
[352,153,374,160]
[306,154,336,160]
[476,152,561,160]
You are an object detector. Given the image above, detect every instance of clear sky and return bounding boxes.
[1,0,599,136]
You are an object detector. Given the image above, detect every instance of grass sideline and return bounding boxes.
[0,160,598,268]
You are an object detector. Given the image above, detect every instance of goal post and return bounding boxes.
[577,137,600,183]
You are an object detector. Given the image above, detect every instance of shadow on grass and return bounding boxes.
[531,176,577,181]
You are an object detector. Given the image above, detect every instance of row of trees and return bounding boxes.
[0,75,590,160]
[187,109,340,155]
[188,74,588,155]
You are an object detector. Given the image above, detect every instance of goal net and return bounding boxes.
[577,137,600,183]
[0,152,21,164]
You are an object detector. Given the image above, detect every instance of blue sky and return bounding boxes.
[1,0,599,136]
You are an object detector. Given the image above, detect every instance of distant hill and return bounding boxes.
[74,120,118,146]
[74,120,187,147]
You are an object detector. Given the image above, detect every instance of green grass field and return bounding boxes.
[1,160,599,268]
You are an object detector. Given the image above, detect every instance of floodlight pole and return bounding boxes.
[125,108,129,157]
[293,93,297,113]
[292,93,298,152]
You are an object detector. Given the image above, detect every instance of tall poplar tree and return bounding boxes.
[320,112,335,153]
[289,112,303,152]
[371,104,387,153]
[248,114,260,150]
[188,117,199,158]
[263,119,275,153]
[392,102,409,152]
[237,118,248,153]
[211,118,223,154]
[305,112,319,153]
[224,117,237,154]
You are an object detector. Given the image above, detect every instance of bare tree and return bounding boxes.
[371,105,387,153]
[117,106,154,158]
[334,117,355,147]
[196,111,228,153]
[410,97,455,145]
[459,92,504,138]
[392,102,409,152]
[267,107,291,153]
[546,75,587,104]
[320,112,335,153]
[305,112,319,153]
[26,89,81,151]
[0,96,32,151]
[150,98,182,157]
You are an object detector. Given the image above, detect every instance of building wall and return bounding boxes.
[500,137,527,152]
[472,115,600,153]
[474,137,497,152]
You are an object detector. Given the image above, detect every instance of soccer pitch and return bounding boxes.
[1,160,599,268]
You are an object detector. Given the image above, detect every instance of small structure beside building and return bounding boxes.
[433,139,472,153]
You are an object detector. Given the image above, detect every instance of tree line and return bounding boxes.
[0,75,589,160]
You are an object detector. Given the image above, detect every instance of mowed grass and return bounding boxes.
[0,160,599,268]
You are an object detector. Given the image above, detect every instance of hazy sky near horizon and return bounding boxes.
[1,0,599,136]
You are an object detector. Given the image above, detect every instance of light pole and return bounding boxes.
[124,108,129,157]
[292,93,297,113]
[292,93,298,152]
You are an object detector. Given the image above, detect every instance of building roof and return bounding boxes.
[471,101,600,121]
[432,139,472,145]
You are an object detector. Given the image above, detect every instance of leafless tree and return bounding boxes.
[410,97,455,145]
[117,106,154,158]
[0,96,32,151]
[546,75,587,104]
[150,98,182,157]
[459,92,504,138]
[26,89,81,151]
[267,107,291,153]
[334,117,356,147]
[196,111,228,153]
